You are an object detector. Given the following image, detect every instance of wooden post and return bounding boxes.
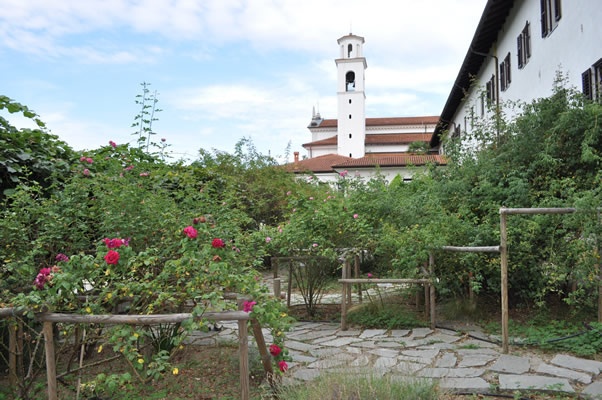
[429,252,436,330]
[345,260,352,305]
[500,209,509,354]
[287,260,292,307]
[341,262,348,331]
[238,318,249,400]
[598,210,602,323]
[272,257,279,279]
[43,321,58,400]
[354,254,362,304]
[273,278,281,299]
[250,319,274,385]
[17,320,24,390]
[8,318,17,388]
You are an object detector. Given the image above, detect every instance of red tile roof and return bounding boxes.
[332,153,447,168]
[283,153,353,173]
[314,116,439,128]
[303,133,432,148]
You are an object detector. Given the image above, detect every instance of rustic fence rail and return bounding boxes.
[1,307,271,400]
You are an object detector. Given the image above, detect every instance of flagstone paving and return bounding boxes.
[186,320,602,399]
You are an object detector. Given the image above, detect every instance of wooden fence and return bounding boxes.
[1,305,272,400]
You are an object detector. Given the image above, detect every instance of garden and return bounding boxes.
[1,79,602,399]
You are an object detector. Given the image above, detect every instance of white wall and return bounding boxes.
[452,1,602,146]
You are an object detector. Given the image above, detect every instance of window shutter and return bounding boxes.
[525,22,531,57]
[506,53,511,84]
[582,69,592,100]
[517,35,523,69]
[540,0,548,37]
[554,0,562,21]
[500,63,506,91]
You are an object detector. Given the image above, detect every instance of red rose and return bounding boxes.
[269,344,281,357]
[211,238,225,248]
[104,250,120,265]
[278,361,288,372]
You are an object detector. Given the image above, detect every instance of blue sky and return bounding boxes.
[0,0,485,163]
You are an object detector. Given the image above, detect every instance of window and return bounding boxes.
[486,74,496,105]
[348,114,352,119]
[480,93,485,116]
[582,69,593,100]
[345,71,356,91]
[348,99,352,104]
[500,53,511,91]
[517,22,531,68]
[541,0,561,37]
[582,58,602,101]
[349,133,352,139]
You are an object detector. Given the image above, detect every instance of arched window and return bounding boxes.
[347,44,353,58]
[346,71,355,91]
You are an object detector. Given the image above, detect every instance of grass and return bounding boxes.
[274,370,439,400]
[346,293,428,329]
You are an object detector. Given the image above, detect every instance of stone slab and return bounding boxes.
[417,367,484,378]
[435,353,457,368]
[360,329,387,339]
[319,337,363,347]
[401,349,439,359]
[537,362,592,384]
[498,374,574,393]
[551,354,602,375]
[458,354,497,367]
[489,354,530,374]
[439,377,490,392]
[582,381,602,399]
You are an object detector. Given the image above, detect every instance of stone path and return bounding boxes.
[187,321,602,399]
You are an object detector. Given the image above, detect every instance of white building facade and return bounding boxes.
[293,33,444,183]
[433,0,602,149]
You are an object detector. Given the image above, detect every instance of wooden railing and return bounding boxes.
[1,306,272,400]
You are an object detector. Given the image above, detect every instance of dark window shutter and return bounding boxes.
[525,22,531,57]
[517,35,523,68]
[554,0,562,21]
[540,0,548,37]
[582,69,592,100]
[506,52,512,84]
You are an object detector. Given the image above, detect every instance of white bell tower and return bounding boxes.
[336,33,367,158]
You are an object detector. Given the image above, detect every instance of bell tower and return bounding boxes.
[336,33,367,158]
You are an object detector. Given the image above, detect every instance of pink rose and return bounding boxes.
[109,140,117,148]
[242,301,256,313]
[183,226,198,239]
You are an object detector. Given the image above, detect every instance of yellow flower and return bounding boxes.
[133,333,139,339]
[85,307,92,313]
[106,292,112,300]
[97,345,103,353]
[172,367,179,375]
[137,358,144,364]
[105,269,110,276]
[280,313,287,318]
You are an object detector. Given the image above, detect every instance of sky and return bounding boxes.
[0,0,486,164]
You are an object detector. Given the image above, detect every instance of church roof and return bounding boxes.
[332,153,447,168]
[311,116,439,129]
[302,133,432,148]
[284,153,447,175]
[283,153,353,174]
